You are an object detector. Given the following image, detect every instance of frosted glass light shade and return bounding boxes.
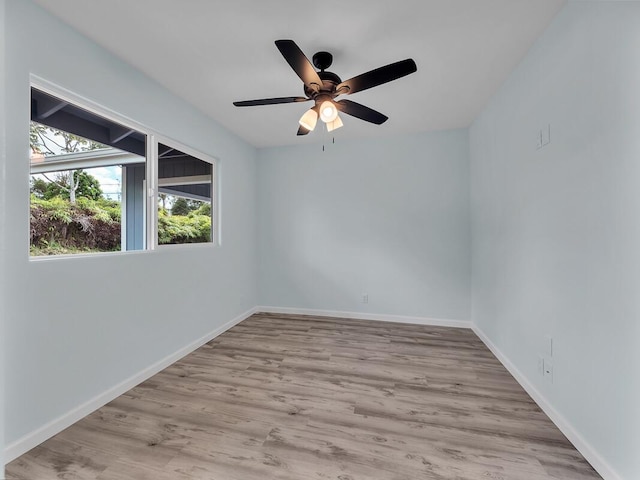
[299,109,318,131]
[326,115,343,132]
[319,101,338,123]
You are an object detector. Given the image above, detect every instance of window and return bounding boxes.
[29,83,218,257]
[30,87,147,256]
[157,142,214,245]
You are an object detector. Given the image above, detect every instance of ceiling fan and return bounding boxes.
[233,40,417,136]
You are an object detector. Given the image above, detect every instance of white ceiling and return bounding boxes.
[34,0,565,148]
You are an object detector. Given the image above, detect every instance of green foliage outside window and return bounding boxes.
[30,188,212,255]
[30,195,122,255]
[158,202,211,245]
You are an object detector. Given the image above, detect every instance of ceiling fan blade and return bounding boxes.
[233,96,310,107]
[297,125,310,136]
[336,59,417,95]
[335,99,388,125]
[275,40,323,91]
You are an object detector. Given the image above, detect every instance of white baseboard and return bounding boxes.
[472,325,622,480]
[3,306,258,464]
[255,305,472,329]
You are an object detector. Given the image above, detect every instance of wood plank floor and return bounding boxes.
[6,313,602,479]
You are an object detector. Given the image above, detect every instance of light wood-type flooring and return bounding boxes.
[6,313,602,479]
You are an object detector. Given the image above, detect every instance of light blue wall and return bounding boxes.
[258,130,471,321]
[470,2,640,478]
[3,0,258,452]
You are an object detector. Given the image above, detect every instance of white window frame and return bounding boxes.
[154,134,218,249]
[29,75,219,259]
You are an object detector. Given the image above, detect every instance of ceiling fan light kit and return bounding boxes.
[299,108,318,131]
[326,115,343,133]
[319,100,339,123]
[233,39,417,136]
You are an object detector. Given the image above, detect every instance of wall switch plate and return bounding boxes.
[544,360,553,384]
[362,294,369,304]
[537,356,545,376]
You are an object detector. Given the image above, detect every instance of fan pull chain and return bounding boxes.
[322,137,336,152]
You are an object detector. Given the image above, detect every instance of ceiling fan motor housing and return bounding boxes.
[312,51,333,70]
[304,65,342,99]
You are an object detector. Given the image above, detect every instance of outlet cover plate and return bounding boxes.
[544,360,553,384]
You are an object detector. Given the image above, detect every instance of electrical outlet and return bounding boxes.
[542,124,551,146]
[537,125,551,150]
[544,361,553,384]
[536,130,543,150]
[537,356,545,376]
[362,294,369,304]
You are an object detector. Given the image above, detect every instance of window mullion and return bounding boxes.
[146,135,158,250]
